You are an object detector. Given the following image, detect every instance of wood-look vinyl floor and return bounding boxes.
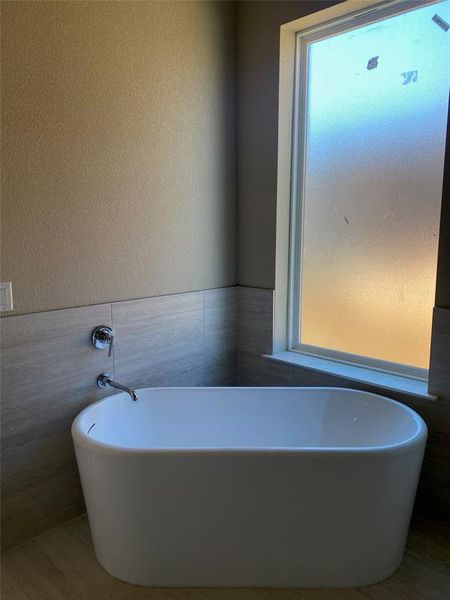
[1,514,449,600]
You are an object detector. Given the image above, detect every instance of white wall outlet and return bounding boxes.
[0,282,14,312]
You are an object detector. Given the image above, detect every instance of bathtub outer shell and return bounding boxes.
[72,387,427,588]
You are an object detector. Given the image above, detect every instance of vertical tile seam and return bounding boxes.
[236,286,241,385]
[110,303,115,380]
[202,291,206,386]
[233,285,239,386]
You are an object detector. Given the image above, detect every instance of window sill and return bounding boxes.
[264,351,437,401]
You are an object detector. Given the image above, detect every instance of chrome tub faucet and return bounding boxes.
[97,373,138,402]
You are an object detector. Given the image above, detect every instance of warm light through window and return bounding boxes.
[298,1,449,370]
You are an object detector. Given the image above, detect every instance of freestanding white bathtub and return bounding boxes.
[72,386,427,588]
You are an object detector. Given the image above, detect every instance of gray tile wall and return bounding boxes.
[237,286,450,522]
[429,307,450,402]
[1,305,113,550]
[204,288,236,386]
[112,292,205,389]
[1,287,236,550]
[2,284,448,550]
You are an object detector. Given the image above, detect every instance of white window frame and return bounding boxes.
[273,0,444,384]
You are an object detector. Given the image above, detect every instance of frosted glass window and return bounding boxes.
[297,1,449,372]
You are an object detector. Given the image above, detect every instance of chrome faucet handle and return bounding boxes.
[92,326,114,356]
[108,334,114,357]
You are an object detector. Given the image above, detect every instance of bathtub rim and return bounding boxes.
[71,386,427,457]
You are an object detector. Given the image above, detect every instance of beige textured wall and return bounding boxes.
[1,0,236,315]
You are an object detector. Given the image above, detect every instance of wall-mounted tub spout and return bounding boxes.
[97,373,138,402]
